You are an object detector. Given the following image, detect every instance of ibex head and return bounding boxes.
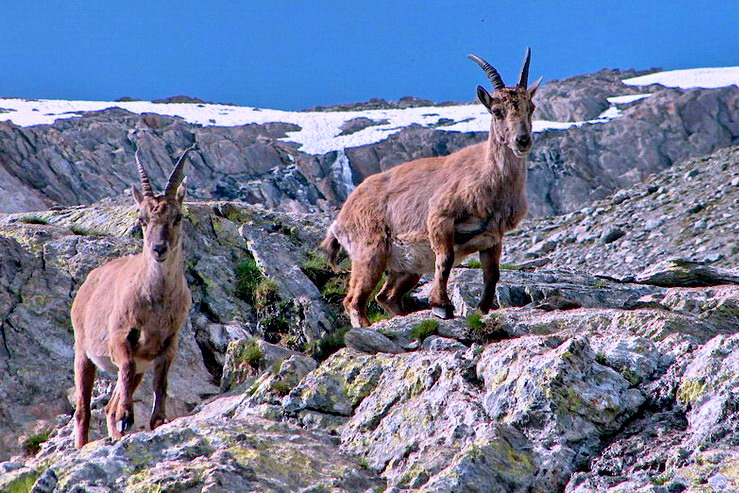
[469,48,543,157]
[131,145,196,263]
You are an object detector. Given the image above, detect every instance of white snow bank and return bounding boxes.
[0,97,598,155]
[623,67,739,89]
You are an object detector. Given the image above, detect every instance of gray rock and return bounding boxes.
[422,335,467,352]
[344,328,405,354]
[601,227,626,243]
[635,259,739,287]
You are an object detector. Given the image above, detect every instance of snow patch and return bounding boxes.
[623,67,739,89]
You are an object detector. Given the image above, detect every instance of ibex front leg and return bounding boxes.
[150,336,176,430]
[429,217,456,319]
[478,243,502,313]
[106,328,139,438]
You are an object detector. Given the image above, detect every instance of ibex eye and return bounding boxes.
[492,108,504,118]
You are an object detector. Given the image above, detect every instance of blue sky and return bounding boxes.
[0,1,737,110]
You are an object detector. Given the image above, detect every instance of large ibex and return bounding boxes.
[71,141,196,448]
[322,48,542,327]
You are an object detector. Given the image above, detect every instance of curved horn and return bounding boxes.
[518,47,531,88]
[134,148,155,198]
[164,144,197,197]
[468,54,505,91]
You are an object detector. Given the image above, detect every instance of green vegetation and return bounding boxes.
[462,259,482,269]
[595,352,608,365]
[412,319,439,340]
[21,428,51,456]
[301,249,334,285]
[254,278,280,312]
[500,263,523,271]
[239,339,264,370]
[466,312,484,331]
[19,215,48,225]
[593,279,609,288]
[70,225,107,236]
[358,457,371,470]
[306,327,350,361]
[235,258,262,303]
[270,379,292,396]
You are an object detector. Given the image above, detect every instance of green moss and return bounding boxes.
[500,263,523,271]
[677,379,710,405]
[412,319,439,340]
[18,216,48,225]
[621,368,643,386]
[651,472,673,485]
[357,457,371,470]
[181,204,199,227]
[467,313,507,343]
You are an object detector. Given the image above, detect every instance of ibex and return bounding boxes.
[322,48,542,327]
[71,142,195,448]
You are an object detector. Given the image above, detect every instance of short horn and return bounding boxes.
[134,148,155,198]
[518,47,531,88]
[468,54,506,91]
[164,145,197,197]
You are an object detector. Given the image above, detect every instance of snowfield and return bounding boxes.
[623,66,739,89]
[0,67,736,155]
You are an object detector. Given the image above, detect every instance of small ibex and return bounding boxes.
[71,142,196,448]
[322,49,541,327]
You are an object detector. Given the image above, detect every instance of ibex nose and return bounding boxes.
[152,243,168,257]
[516,134,531,148]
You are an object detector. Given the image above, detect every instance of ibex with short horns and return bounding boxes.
[322,48,542,327]
[71,140,196,448]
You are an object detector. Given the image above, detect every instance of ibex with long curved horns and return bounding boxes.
[322,48,542,327]
[71,141,196,448]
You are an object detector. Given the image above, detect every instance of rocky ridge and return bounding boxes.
[0,144,738,491]
[1,68,737,218]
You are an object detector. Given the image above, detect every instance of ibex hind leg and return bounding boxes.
[376,271,421,316]
[343,246,388,327]
[73,351,96,449]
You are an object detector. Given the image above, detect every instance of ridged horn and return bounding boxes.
[164,145,197,198]
[467,54,506,90]
[134,147,155,198]
[518,47,531,88]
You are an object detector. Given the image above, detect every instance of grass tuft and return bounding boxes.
[21,428,52,456]
[306,327,350,361]
[19,215,48,225]
[411,319,439,340]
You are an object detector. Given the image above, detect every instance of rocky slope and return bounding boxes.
[0,144,738,492]
[505,145,739,273]
[1,67,737,217]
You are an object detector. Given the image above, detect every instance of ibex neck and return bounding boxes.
[141,245,185,298]
[484,135,527,184]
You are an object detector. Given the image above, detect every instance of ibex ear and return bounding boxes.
[477,85,494,109]
[176,177,188,203]
[132,184,145,205]
[528,77,543,96]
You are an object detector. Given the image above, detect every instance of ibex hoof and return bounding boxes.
[116,413,134,434]
[431,305,454,319]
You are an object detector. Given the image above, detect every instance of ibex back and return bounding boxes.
[71,142,195,448]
